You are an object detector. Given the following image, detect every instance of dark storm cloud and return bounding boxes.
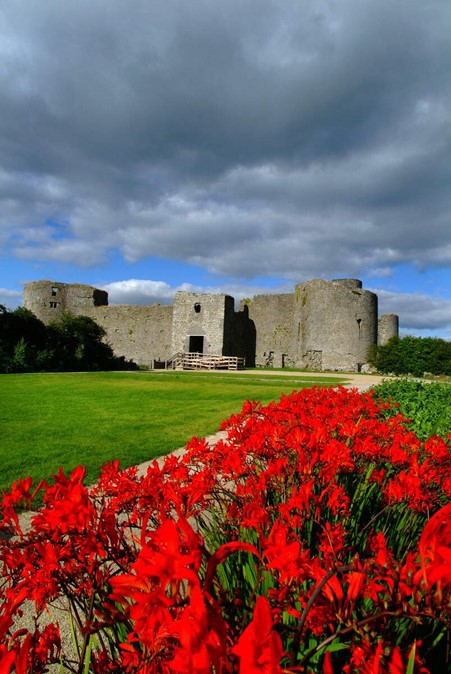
[0,0,450,282]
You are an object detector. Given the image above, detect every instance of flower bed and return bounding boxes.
[1,386,450,672]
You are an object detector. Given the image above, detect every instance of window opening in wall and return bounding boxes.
[51,287,58,296]
[49,302,59,309]
[189,335,204,353]
[194,303,201,313]
[357,318,362,339]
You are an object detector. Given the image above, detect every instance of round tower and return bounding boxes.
[378,314,399,346]
[23,280,108,324]
[23,281,68,323]
[292,279,378,372]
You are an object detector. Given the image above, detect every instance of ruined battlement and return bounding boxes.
[23,278,399,371]
[23,281,108,324]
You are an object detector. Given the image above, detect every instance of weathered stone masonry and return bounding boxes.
[23,278,399,372]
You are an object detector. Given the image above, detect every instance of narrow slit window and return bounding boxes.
[194,303,201,313]
[357,318,362,339]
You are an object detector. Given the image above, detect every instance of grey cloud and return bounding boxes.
[0,0,449,288]
[377,290,451,333]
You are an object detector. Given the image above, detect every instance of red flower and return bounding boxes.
[168,586,224,673]
[418,502,451,598]
[232,596,284,673]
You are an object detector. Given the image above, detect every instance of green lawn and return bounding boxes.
[0,370,346,492]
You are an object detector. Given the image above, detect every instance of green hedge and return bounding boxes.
[368,335,451,377]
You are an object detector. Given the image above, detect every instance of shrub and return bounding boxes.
[0,387,450,672]
[368,336,451,377]
[371,379,451,440]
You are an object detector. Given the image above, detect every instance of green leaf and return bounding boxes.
[406,642,416,674]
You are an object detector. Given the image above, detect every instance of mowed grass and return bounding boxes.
[0,370,346,492]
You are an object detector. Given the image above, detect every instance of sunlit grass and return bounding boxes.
[0,370,346,491]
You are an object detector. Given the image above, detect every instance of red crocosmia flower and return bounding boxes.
[0,476,42,536]
[32,466,95,534]
[232,596,284,673]
[0,647,16,674]
[318,439,355,481]
[322,484,351,517]
[33,623,62,668]
[119,641,140,670]
[344,639,384,674]
[9,632,33,674]
[419,502,451,597]
[302,601,337,637]
[279,480,315,523]
[135,518,202,590]
[348,640,428,674]
[239,498,271,532]
[424,435,451,461]
[264,521,302,583]
[368,531,394,570]
[317,522,346,567]
[341,571,365,621]
[168,586,223,673]
[323,650,334,674]
[130,596,173,652]
[19,540,63,611]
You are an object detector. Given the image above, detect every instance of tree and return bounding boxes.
[0,307,137,373]
[48,313,116,371]
[0,306,47,372]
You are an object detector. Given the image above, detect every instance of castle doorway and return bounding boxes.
[189,335,204,353]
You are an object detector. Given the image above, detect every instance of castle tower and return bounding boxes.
[23,280,108,323]
[292,279,378,371]
[378,314,399,346]
[171,291,235,356]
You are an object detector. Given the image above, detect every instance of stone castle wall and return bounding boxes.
[84,305,173,366]
[239,294,294,368]
[224,304,257,366]
[23,278,399,371]
[23,280,172,367]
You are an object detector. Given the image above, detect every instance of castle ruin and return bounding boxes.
[23,278,399,372]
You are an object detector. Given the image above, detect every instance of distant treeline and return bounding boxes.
[0,306,137,373]
[368,335,451,377]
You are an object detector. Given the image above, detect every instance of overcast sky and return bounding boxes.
[1,0,450,338]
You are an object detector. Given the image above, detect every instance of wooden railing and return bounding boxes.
[165,352,245,371]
